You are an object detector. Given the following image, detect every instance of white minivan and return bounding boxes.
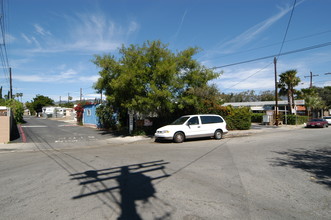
[155,114,228,143]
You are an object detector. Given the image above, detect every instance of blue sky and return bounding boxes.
[2,0,331,103]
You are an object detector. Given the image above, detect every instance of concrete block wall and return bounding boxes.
[0,115,10,143]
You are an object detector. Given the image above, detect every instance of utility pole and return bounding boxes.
[304,71,319,88]
[59,96,61,105]
[9,67,12,99]
[274,57,278,126]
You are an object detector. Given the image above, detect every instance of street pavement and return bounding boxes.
[0,118,305,152]
[0,122,330,219]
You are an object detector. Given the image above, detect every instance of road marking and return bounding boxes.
[21,125,48,128]
[58,124,78,127]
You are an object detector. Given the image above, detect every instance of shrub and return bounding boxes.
[251,113,264,123]
[217,106,252,130]
[1,99,24,124]
[74,104,84,125]
[96,104,117,129]
[285,115,308,125]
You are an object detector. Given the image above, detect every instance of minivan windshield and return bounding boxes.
[171,116,190,125]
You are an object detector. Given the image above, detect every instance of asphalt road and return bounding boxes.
[0,123,330,219]
[20,116,113,146]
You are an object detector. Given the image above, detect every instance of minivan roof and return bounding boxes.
[182,114,221,117]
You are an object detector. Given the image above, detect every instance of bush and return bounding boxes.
[0,99,24,123]
[96,103,117,129]
[251,113,264,123]
[285,115,308,125]
[217,106,252,130]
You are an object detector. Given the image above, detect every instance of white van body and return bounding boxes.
[155,114,228,143]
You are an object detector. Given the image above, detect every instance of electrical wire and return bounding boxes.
[212,41,331,69]
[221,62,273,92]
[0,0,10,87]
[277,0,297,60]
[215,0,298,92]
[204,29,331,61]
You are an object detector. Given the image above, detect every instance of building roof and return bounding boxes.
[222,100,305,107]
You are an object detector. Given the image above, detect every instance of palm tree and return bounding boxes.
[278,69,301,114]
[299,88,325,118]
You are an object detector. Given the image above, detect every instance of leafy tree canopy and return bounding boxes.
[0,98,24,123]
[26,95,54,113]
[93,40,221,121]
[221,90,275,102]
[315,86,331,108]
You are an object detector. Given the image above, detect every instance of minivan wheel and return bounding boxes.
[173,132,185,143]
[214,129,223,140]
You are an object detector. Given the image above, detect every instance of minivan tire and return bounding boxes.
[214,129,223,140]
[173,132,185,143]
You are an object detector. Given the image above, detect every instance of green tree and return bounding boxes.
[259,90,275,101]
[0,99,24,123]
[297,87,325,118]
[181,84,223,114]
[315,86,331,109]
[96,102,117,129]
[27,95,54,115]
[93,40,221,126]
[278,69,301,114]
[220,90,275,102]
[15,93,23,102]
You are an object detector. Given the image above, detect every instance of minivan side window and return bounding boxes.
[200,116,223,124]
[187,116,199,125]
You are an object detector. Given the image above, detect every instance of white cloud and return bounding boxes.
[34,24,52,36]
[21,33,32,44]
[219,6,291,54]
[171,9,188,43]
[13,67,98,84]
[214,63,275,92]
[202,1,306,60]
[20,12,139,54]
[128,21,139,34]
[2,34,16,43]
[78,75,99,82]
[58,69,78,79]
[13,74,45,82]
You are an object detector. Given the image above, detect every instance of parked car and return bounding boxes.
[155,114,228,143]
[322,116,331,125]
[306,118,329,128]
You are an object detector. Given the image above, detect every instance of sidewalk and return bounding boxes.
[0,123,305,152]
[226,123,305,138]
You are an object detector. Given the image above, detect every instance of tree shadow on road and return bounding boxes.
[270,147,331,188]
[70,160,173,219]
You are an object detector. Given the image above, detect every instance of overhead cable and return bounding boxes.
[277,0,297,59]
[212,41,331,69]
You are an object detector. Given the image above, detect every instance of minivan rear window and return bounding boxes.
[200,116,223,124]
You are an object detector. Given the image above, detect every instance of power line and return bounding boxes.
[277,0,297,59]
[222,0,297,94]
[212,41,331,69]
[0,0,10,87]
[206,29,331,61]
[221,62,273,92]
